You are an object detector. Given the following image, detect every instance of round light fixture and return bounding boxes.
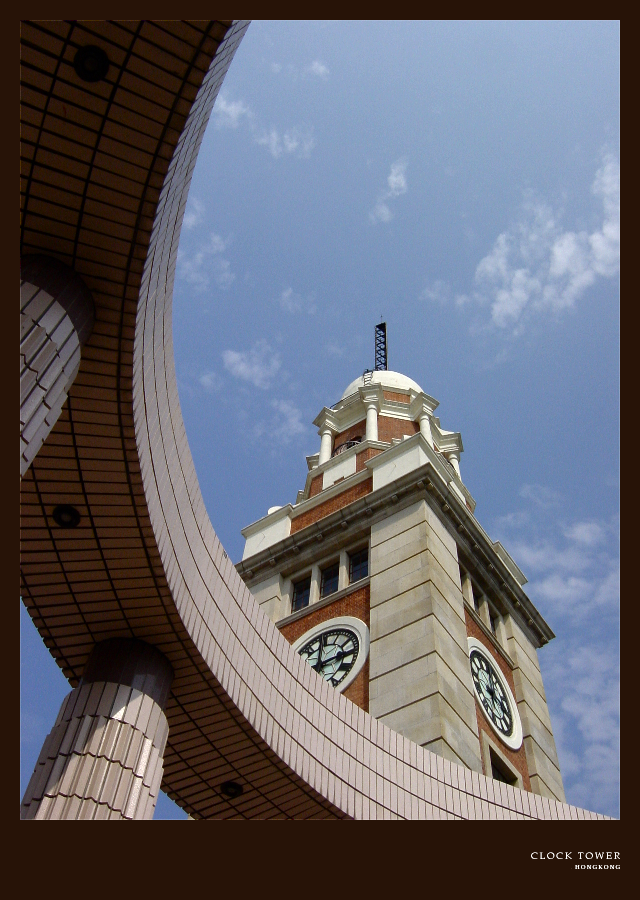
[220,780,243,799]
[52,504,81,528]
[73,45,110,83]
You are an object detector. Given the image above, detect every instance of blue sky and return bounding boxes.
[21,21,619,820]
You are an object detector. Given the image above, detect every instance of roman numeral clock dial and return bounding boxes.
[299,629,359,688]
[467,638,523,751]
[292,617,370,695]
[470,650,513,736]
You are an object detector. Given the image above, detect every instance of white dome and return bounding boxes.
[340,370,423,400]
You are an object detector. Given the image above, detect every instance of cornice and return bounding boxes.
[408,391,439,419]
[313,388,443,439]
[312,407,340,432]
[359,383,385,407]
[237,454,554,649]
[365,430,475,513]
[434,429,464,454]
[299,439,387,501]
[240,501,294,540]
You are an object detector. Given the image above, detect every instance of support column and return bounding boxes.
[494,613,508,650]
[21,639,174,820]
[364,402,379,442]
[338,550,349,591]
[418,413,433,446]
[309,565,321,605]
[446,450,461,479]
[409,393,438,450]
[20,255,95,476]
[460,570,475,608]
[318,427,334,465]
[477,595,492,631]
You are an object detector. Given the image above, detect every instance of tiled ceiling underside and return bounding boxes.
[20,20,344,819]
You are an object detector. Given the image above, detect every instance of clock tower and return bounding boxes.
[236,328,565,803]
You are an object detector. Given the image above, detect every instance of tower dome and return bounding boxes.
[340,369,424,400]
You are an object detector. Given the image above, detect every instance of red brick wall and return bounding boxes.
[464,609,531,790]
[279,586,370,711]
[377,415,419,443]
[291,478,373,533]
[383,391,410,403]
[356,446,383,472]
[333,420,366,453]
[309,473,323,497]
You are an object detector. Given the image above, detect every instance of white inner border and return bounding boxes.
[467,637,523,751]
[292,616,370,694]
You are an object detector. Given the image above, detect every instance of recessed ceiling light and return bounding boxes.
[52,505,81,528]
[220,780,243,799]
[73,45,110,83]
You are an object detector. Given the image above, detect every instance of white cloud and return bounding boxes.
[491,489,619,816]
[177,232,235,292]
[492,489,619,623]
[199,371,222,392]
[518,483,562,509]
[508,542,593,577]
[544,642,619,815]
[212,88,319,165]
[493,510,530,531]
[470,152,619,331]
[370,200,392,224]
[387,160,408,197]
[270,399,307,443]
[370,158,408,224]
[213,92,251,129]
[276,287,316,315]
[183,197,204,231]
[304,60,329,79]
[428,152,619,336]
[271,62,282,74]
[562,521,606,547]
[222,339,281,390]
[420,279,451,304]
[256,126,315,159]
[251,399,307,447]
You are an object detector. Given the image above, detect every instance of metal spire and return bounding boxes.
[374,321,387,371]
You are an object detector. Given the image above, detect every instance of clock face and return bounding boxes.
[470,648,514,738]
[298,628,360,688]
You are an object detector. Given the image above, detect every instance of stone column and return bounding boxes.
[310,565,321,605]
[418,411,434,447]
[364,402,379,442]
[338,550,349,591]
[446,450,461,479]
[21,639,174,820]
[477,595,492,631]
[318,427,334,465]
[460,570,474,608]
[20,255,95,476]
[409,394,440,450]
[494,613,508,650]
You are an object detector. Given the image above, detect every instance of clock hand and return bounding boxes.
[312,635,326,673]
[322,645,344,663]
